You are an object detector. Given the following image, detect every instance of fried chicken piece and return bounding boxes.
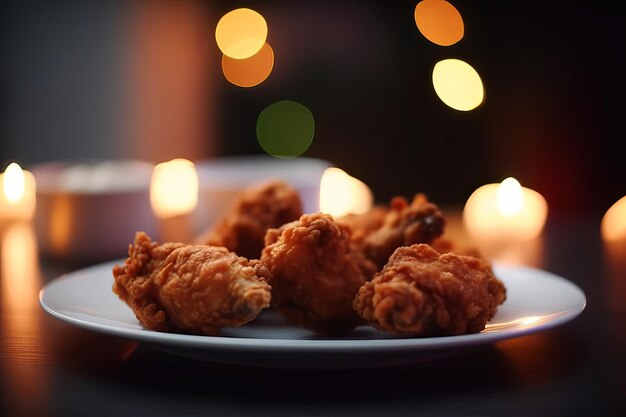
[430,236,483,259]
[261,213,378,333]
[339,205,389,245]
[354,244,506,336]
[112,232,271,335]
[196,180,303,259]
[359,194,446,269]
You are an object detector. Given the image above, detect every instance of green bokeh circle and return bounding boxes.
[256,100,315,158]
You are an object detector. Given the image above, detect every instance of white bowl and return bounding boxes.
[194,155,331,234]
[31,156,332,262]
[32,160,156,262]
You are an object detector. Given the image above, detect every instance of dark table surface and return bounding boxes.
[1,211,625,417]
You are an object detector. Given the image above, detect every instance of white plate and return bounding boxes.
[39,261,586,368]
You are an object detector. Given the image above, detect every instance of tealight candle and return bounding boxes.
[463,177,548,242]
[601,195,626,242]
[601,196,626,341]
[0,163,37,222]
[150,158,198,242]
[319,167,373,218]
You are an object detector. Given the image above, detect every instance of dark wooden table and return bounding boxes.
[1,212,625,417]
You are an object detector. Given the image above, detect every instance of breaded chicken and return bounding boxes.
[359,194,446,269]
[261,213,378,334]
[430,237,483,259]
[339,205,389,245]
[112,232,271,335]
[353,244,506,336]
[196,180,303,259]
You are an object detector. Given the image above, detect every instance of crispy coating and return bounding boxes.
[339,205,389,245]
[339,195,446,269]
[359,194,446,269]
[430,237,483,259]
[354,244,506,336]
[112,232,271,335]
[261,213,378,333]
[196,180,303,259]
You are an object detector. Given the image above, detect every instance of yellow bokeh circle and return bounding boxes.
[432,58,484,111]
[215,8,268,60]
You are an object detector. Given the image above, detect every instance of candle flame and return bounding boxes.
[150,159,198,218]
[3,163,26,203]
[601,195,626,241]
[319,167,373,218]
[464,179,548,242]
[497,177,524,216]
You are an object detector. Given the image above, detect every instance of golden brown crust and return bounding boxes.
[430,237,483,259]
[261,213,378,334]
[355,194,446,269]
[112,232,271,335]
[196,180,303,259]
[353,244,506,336]
[339,205,389,245]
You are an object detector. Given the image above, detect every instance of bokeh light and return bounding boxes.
[215,8,268,60]
[3,163,26,202]
[601,196,626,241]
[497,177,524,216]
[319,167,373,218]
[256,101,315,158]
[1,222,39,313]
[464,179,548,242]
[432,58,484,111]
[150,158,198,218]
[414,0,464,46]
[1,162,36,220]
[222,42,274,87]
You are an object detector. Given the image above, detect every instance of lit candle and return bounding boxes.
[463,177,548,242]
[601,196,626,343]
[601,195,626,242]
[0,163,37,222]
[319,167,373,218]
[150,158,198,242]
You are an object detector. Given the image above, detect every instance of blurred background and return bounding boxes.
[1,0,624,217]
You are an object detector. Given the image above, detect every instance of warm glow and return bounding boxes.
[414,0,464,46]
[601,196,626,241]
[150,159,198,218]
[222,42,274,87]
[463,179,548,241]
[47,195,74,256]
[497,177,524,217]
[3,163,26,202]
[432,59,484,111]
[1,223,40,312]
[319,167,373,218]
[1,163,36,220]
[215,8,268,59]
[484,315,559,332]
[1,222,48,411]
